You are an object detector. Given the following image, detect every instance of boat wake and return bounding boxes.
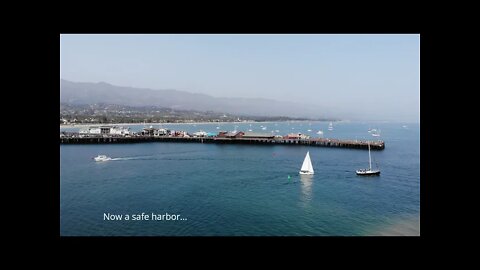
[109,155,154,161]
[100,150,213,162]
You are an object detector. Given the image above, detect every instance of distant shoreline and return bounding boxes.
[59,120,331,129]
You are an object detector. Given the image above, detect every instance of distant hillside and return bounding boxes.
[60,79,329,118]
[60,103,316,124]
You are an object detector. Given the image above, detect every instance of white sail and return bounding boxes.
[300,151,314,174]
[328,122,333,131]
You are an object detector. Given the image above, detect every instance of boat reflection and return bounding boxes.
[299,174,314,202]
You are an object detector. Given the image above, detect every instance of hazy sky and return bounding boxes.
[60,34,419,122]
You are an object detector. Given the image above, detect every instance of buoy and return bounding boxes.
[288,175,291,179]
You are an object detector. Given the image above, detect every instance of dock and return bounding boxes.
[60,135,385,150]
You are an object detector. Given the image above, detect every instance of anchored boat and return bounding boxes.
[356,142,380,176]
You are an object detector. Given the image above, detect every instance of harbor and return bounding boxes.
[60,121,418,236]
[60,34,420,237]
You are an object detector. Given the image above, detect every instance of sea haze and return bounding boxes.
[60,79,332,119]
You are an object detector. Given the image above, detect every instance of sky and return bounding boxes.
[60,34,420,122]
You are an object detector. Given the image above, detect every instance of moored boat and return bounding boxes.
[356,142,380,176]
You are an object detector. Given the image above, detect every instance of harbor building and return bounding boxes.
[79,126,131,136]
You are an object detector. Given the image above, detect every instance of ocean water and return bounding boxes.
[60,121,420,236]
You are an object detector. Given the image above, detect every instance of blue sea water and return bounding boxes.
[60,121,420,236]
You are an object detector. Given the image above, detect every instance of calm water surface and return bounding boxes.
[60,121,420,236]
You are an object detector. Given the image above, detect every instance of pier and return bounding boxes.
[60,135,385,150]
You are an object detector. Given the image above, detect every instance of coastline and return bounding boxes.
[59,120,330,129]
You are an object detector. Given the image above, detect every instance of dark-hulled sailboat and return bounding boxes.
[356,142,380,176]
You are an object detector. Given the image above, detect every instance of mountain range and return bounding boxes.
[60,79,331,119]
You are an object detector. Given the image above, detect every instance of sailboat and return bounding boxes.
[371,129,381,137]
[328,122,333,131]
[356,142,380,176]
[299,151,314,175]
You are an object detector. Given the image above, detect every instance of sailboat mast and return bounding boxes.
[368,142,372,170]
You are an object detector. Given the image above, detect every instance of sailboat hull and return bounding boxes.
[299,171,314,175]
[356,170,380,176]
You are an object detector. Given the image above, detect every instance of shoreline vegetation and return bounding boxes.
[60,103,334,126]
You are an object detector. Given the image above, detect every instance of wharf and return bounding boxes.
[60,135,385,150]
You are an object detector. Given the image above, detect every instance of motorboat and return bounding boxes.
[94,155,112,162]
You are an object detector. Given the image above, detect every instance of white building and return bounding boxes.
[89,127,101,134]
[192,131,208,137]
[110,126,130,135]
[79,126,130,136]
[79,128,90,134]
[79,127,101,134]
[287,133,310,140]
[154,128,168,136]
